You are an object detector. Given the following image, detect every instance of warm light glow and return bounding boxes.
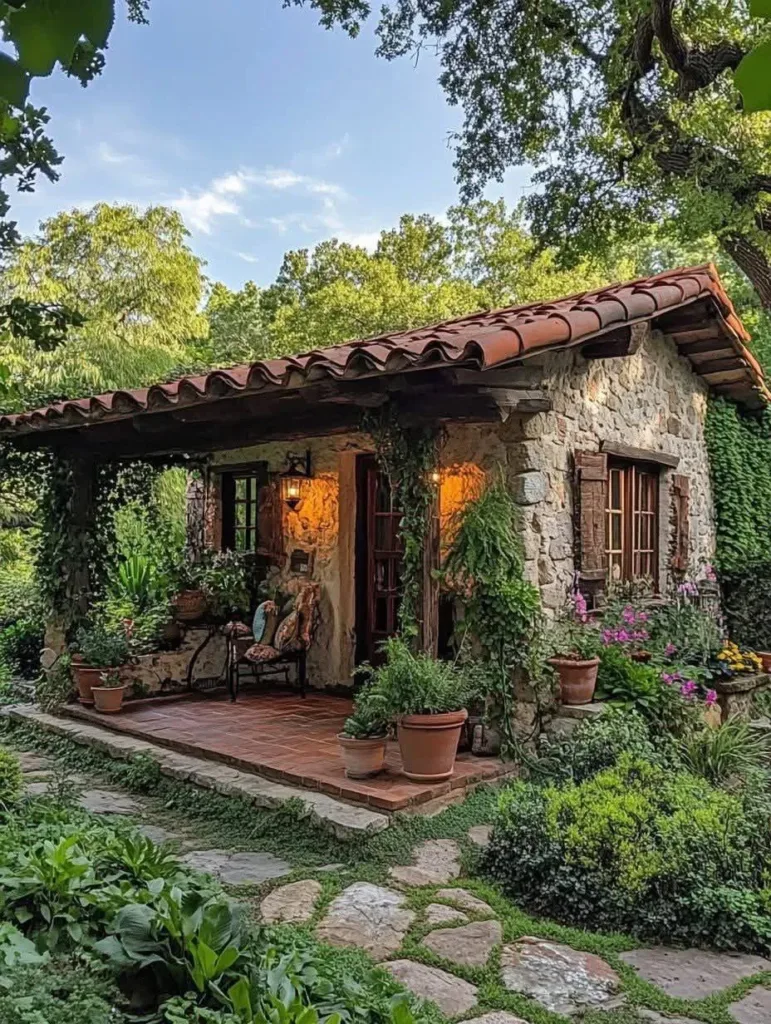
[281,474,303,510]
[430,470,441,485]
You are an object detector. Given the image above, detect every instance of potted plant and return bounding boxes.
[548,592,602,705]
[337,692,389,778]
[198,550,251,620]
[72,625,130,705]
[363,637,469,782]
[171,559,208,622]
[91,669,128,714]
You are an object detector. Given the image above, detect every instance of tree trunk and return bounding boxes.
[721,234,771,312]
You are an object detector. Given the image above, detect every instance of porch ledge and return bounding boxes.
[3,704,389,840]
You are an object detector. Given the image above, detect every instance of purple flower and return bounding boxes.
[680,680,697,699]
[664,642,677,657]
[661,673,675,686]
[704,563,717,582]
[705,689,718,706]
[622,605,636,625]
[573,590,588,623]
[678,580,699,598]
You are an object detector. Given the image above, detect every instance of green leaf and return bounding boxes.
[227,975,253,1020]
[79,0,115,47]
[735,40,771,112]
[0,53,28,107]
[750,0,771,16]
[8,0,79,76]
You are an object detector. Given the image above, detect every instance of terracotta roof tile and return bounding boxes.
[0,263,766,438]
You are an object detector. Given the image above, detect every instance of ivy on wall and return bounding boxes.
[364,404,438,642]
[705,399,771,573]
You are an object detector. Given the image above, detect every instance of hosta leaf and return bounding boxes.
[0,53,28,108]
[736,41,771,112]
[750,0,771,15]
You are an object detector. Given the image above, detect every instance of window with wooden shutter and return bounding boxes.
[575,450,608,598]
[604,458,660,586]
[670,474,690,573]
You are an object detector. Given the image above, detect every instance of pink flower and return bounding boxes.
[573,590,588,623]
[661,673,675,686]
[704,563,717,582]
[705,689,718,706]
[622,605,636,625]
[664,642,677,657]
[680,680,697,699]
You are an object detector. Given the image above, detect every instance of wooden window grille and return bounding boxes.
[604,458,659,585]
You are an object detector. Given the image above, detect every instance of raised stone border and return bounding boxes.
[3,704,388,840]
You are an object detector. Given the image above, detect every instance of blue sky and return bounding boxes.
[10,0,530,290]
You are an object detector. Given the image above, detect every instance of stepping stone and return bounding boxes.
[458,1014,528,1024]
[620,948,771,1000]
[425,903,469,926]
[383,960,478,1016]
[422,920,502,967]
[18,752,53,772]
[181,849,292,885]
[467,825,492,848]
[261,880,322,924]
[316,882,415,959]
[501,937,621,1016]
[435,888,494,915]
[25,781,51,797]
[137,824,178,845]
[79,789,141,815]
[729,985,771,1024]
[389,840,461,887]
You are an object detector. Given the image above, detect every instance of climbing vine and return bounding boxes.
[364,404,438,642]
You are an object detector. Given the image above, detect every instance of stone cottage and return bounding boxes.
[1,264,766,691]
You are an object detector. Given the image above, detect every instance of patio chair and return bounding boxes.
[224,582,320,701]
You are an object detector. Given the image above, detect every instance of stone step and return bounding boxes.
[3,704,388,840]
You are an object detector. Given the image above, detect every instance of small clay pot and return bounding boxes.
[549,656,601,705]
[92,684,128,714]
[758,651,771,673]
[74,664,105,705]
[174,589,208,623]
[397,709,468,782]
[337,734,387,778]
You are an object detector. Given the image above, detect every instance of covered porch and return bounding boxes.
[62,689,512,812]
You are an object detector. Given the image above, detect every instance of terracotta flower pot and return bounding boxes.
[337,734,387,778]
[174,589,208,623]
[92,684,128,714]
[397,709,468,782]
[549,656,600,705]
[758,651,771,673]
[74,664,105,705]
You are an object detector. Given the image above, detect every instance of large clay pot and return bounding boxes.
[337,734,387,779]
[92,684,128,714]
[174,589,208,623]
[549,656,600,705]
[758,651,771,673]
[397,709,468,782]
[74,663,104,705]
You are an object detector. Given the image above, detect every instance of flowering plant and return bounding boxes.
[660,668,718,706]
[548,590,601,661]
[715,642,762,677]
[601,604,650,651]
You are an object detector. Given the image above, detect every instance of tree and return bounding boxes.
[290,0,771,311]
[200,281,273,367]
[0,203,206,410]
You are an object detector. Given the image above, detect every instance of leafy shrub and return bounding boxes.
[537,708,664,783]
[35,653,73,711]
[722,563,771,652]
[596,646,699,734]
[0,960,119,1024]
[0,619,43,679]
[74,623,129,668]
[361,636,468,716]
[680,719,769,785]
[484,755,771,951]
[0,747,23,808]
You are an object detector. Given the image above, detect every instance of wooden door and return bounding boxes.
[355,457,403,664]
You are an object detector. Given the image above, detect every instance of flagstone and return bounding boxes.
[422,919,502,967]
[501,937,622,1016]
[382,960,478,1016]
[261,880,322,924]
[389,840,462,887]
[316,883,415,959]
[620,948,771,1000]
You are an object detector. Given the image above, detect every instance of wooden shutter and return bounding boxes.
[671,474,690,572]
[257,475,286,565]
[575,450,608,588]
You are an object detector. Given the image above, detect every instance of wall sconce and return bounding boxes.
[280,451,312,511]
[428,469,441,487]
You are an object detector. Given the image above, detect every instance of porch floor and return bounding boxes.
[66,691,511,813]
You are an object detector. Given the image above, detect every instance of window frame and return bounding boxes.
[220,463,269,554]
[605,457,660,587]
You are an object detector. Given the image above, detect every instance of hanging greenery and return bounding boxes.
[364,404,438,642]
[439,473,549,756]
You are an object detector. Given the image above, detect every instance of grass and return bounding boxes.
[4,715,771,1024]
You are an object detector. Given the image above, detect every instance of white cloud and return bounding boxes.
[97,142,132,165]
[334,229,380,251]
[212,171,253,195]
[173,189,240,234]
[237,251,259,264]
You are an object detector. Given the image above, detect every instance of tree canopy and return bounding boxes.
[291,0,771,312]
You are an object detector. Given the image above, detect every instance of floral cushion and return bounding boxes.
[252,600,278,645]
[223,621,252,639]
[273,610,300,652]
[243,643,279,664]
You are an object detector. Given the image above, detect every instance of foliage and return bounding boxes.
[292,0,771,313]
[647,591,723,666]
[705,400,771,573]
[365,405,437,640]
[680,718,769,786]
[716,641,763,676]
[0,617,42,678]
[536,708,664,784]
[735,2,771,112]
[547,593,602,662]
[342,692,389,739]
[0,959,119,1024]
[0,746,22,808]
[360,636,468,716]
[34,653,72,711]
[195,550,252,619]
[484,754,771,951]
[596,645,702,734]
[74,623,129,668]
[439,475,545,753]
[723,561,771,650]
[201,281,272,366]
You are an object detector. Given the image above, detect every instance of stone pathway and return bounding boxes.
[500,937,622,1016]
[619,948,771,999]
[383,960,478,1016]
[435,887,494,915]
[181,849,292,885]
[729,986,771,1024]
[260,879,322,924]
[389,839,461,887]
[316,883,415,959]
[424,903,468,925]
[422,920,502,967]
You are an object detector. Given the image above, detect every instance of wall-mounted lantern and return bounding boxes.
[280,451,312,511]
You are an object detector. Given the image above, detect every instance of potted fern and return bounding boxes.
[363,637,469,782]
[338,692,389,778]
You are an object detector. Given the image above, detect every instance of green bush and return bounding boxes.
[35,653,73,711]
[0,960,119,1024]
[0,618,44,679]
[0,747,23,807]
[484,754,771,951]
[537,708,664,783]
[722,563,771,651]
[596,646,698,734]
[361,636,468,716]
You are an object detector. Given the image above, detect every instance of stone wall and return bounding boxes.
[501,329,716,612]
